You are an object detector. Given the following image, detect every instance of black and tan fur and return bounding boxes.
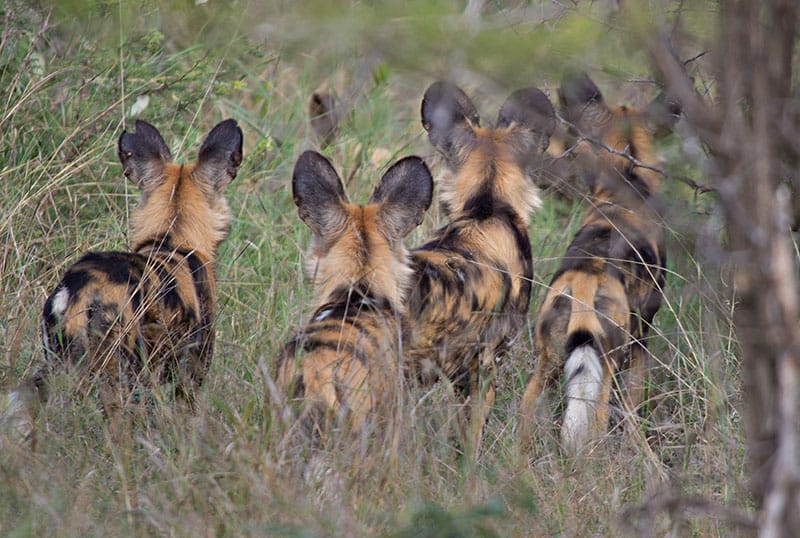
[276,151,433,433]
[407,81,555,448]
[519,73,679,452]
[8,119,242,437]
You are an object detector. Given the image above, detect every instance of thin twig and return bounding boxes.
[554,113,716,195]
[683,50,709,66]
[648,37,723,150]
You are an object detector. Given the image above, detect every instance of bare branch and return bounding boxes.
[553,113,716,195]
[682,50,709,66]
[648,37,723,152]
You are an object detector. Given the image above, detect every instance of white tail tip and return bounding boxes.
[561,346,603,453]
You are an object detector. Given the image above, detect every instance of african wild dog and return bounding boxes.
[407,81,555,449]
[519,73,679,453]
[5,119,242,440]
[535,89,678,202]
[309,92,340,148]
[276,150,433,434]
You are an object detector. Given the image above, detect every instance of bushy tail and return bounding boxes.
[561,345,603,453]
[561,276,605,453]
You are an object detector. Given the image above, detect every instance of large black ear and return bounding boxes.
[292,151,349,236]
[195,119,244,191]
[644,91,682,138]
[369,156,433,240]
[496,87,556,152]
[118,120,172,189]
[421,81,480,163]
[558,72,611,132]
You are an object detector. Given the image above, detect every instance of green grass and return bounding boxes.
[0,2,750,536]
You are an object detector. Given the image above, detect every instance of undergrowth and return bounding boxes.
[0,2,748,536]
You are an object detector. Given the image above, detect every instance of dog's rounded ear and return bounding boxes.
[195,119,244,192]
[292,151,349,237]
[558,72,611,134]
[370,156,433,240]
[497,87,556,152]
[559,72,603,108]
[118,120,172,189]
[421,81,480,164]
[644,91,682,138]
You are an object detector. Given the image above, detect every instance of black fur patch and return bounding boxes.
[464,189,495,220]
[60,268,92,296]
[550,293,571,311]
[323,285,395,318]
[632,244,659,269]
[463,159,496,220]
[298,339,370,367]
[42,294,55,322]
[159,274,184,311]
[186,252,211,327]
[535,310,557,341]
[565,329,597,355]
[495,269,512,313]
[415,265,433,300]
[470,293,482,313]
[552,258,602,284]
[87,253,134,284]
[494,203,534,269]
[133,235,173,252]
[624,170,651,198]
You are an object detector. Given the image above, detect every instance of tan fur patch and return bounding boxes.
[130,163,231,262]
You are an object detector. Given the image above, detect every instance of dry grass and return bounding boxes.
[0,3,752,536]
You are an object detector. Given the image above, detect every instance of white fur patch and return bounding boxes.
[51,287,70,317]
[561,345,603,453]
[314,309,333,322]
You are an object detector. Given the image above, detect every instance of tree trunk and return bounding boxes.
[650,0,800,534]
